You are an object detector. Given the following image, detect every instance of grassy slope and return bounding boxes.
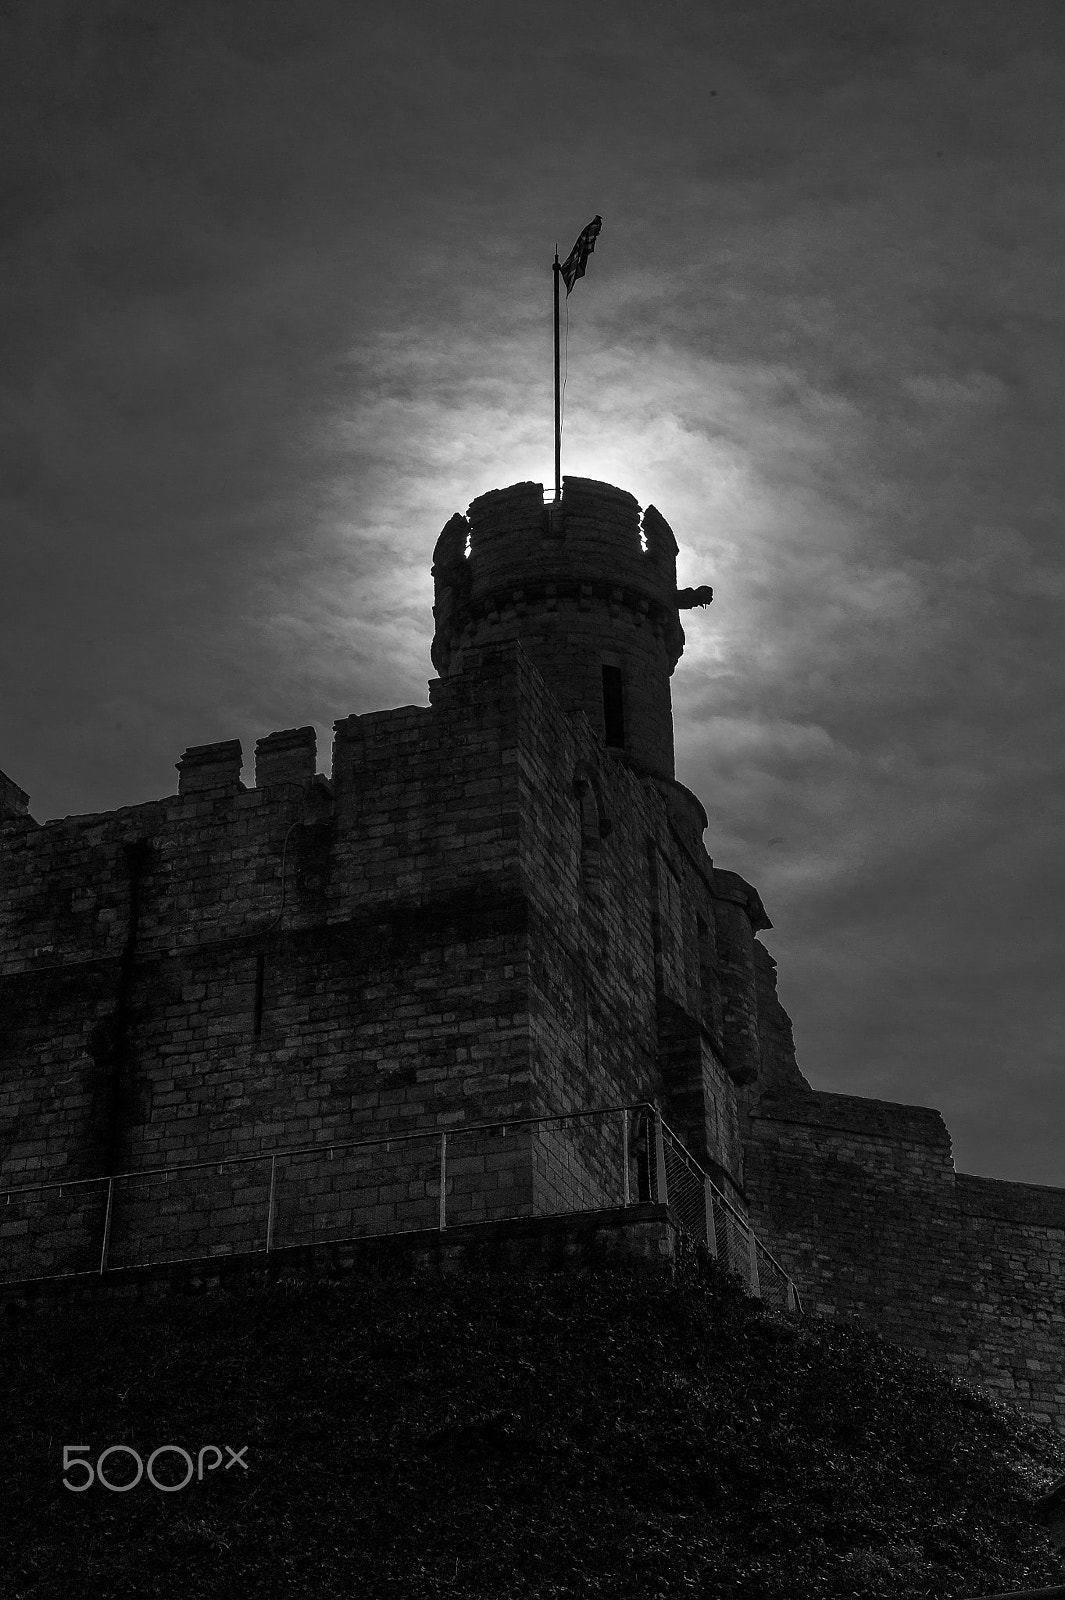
[3,1253,1064,1599]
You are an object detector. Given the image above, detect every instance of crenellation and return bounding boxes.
[254,726,317,789]
[175,739,244,795]
[0,768,32,820]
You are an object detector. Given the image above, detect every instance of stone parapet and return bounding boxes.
[750,1089,952,1148]
[430,478,707,782]
[956,1171,1065,1227]
[176,740,243,795]
[254,727,317,789]
[0,768,31,819]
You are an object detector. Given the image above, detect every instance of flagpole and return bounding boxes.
[553,247,561,502]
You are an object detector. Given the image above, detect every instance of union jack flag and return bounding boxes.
[559,215,602,294]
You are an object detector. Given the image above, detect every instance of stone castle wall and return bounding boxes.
[0,638,784,1277]
[5,469,1065,1434]
[953,1175,1065,1429]
[0,664,535,1271]
[744,1091,1065,1431]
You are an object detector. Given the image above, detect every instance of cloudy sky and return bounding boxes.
[3,0,1063,1186]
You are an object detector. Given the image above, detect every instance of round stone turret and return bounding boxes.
[431,477,703,782]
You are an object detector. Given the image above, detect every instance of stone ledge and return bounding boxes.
[749,1089,952,1148]
[957,1172,1065,1228]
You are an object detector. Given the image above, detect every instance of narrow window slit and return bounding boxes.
[253,952,266,1039]
[602,665,625,748]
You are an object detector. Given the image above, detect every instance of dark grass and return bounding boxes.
[3,1251,1063,1598]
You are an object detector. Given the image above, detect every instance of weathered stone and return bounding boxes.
[3,477,1065,1433]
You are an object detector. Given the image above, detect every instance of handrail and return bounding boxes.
[0,1101,660,1198]
[1,1102,803,1311]
[653,1109,797,1290]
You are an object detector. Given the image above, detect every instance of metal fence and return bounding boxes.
[0,1104,801,1311]
[653,1113,801,1312]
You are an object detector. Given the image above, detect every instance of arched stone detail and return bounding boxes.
[572,763,611,896]
[572,763,612,845]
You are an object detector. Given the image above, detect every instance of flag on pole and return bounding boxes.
[559,214,602,293]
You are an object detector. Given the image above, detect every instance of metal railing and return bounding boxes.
[651,1112,801,1312]
[0,1104,801,1310]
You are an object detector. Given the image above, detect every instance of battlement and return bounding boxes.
[0,768,31,821]
[444,477,679,601]
[432,478,700,782]
[433,479,683,665]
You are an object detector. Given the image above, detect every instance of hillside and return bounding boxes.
[3,1251,1063,1599]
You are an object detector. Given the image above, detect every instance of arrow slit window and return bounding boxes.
[601,664,625,749]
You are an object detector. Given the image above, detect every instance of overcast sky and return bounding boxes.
[3,0,1063,1186]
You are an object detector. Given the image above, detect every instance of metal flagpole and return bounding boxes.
[553,246,562,502]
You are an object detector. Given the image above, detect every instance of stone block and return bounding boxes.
[176,740,244,795]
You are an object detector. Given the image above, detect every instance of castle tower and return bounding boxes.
[431,477,711,784]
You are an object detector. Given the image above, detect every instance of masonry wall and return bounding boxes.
[744,1090,965,1361]
[403,640,751,1217]
[951,1175,1065,1430]
[744,1089,1065,1432]
[4,620,824,1309]
[1,636,786,1275]
[516,647,662,1214]
[9,464,1065,1437]
[499,637,763,1210]
[0,675,537,1275]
